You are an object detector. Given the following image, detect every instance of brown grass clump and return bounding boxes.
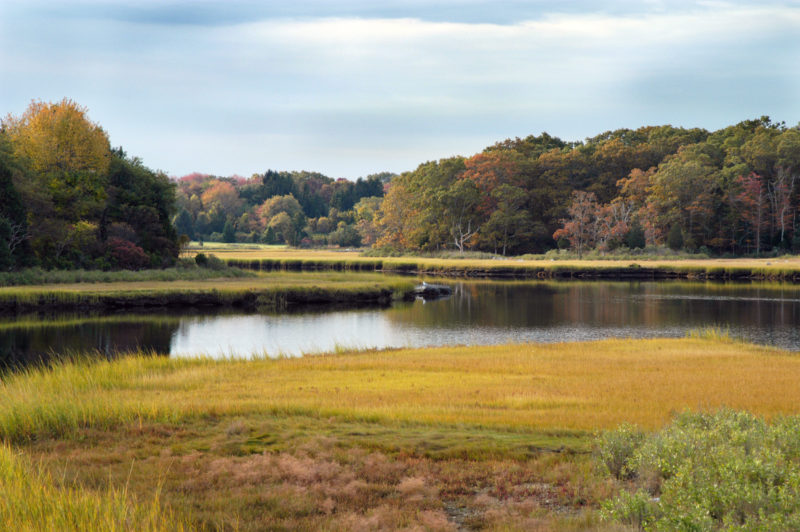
[24,423,610,531]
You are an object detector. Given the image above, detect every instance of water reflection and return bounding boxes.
[2,280,800,365]
[390,281,800,333]
[0,313,179,368]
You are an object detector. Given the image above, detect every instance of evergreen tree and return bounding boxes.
[624,222,646,249]
[667,224,684,251]
[222,219,236,243]
[174,208,195,239]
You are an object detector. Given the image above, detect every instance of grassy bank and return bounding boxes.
[5,338,800,529]
[195,246,800,282]
[0,262,252,287]
[0,272,416,312]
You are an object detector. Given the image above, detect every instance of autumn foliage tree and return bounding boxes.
[1,99,178,269]
[461,151,522,215]
[553,191,599,258]
[736,173,769,256]
[4,99,111,222]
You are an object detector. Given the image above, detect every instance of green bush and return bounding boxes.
[205,254,225,270]
[599,409,800,531]
[624,222,646,250]
[194,252,226,271]
[597,423,645,480]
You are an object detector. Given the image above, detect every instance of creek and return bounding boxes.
[3,280,800,367]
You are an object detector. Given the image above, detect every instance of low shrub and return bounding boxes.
[525,246,711,261]
[599,409,800,530]
[596,423,645,480]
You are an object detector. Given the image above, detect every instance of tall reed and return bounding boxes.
[0,443,182,531]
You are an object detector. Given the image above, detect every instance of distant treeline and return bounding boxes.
[4,98,799,272]
[378,118,800,257]
[181,116,800,258]
[174,170,389,248]
[0,99,178,270]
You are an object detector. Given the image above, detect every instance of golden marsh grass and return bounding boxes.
[0,443,180,531]
[7,337,800,530]
[193,246,800,282]
[0,271,411,297]
[0,271,416,311]
[193,245,800,272]
[3,338,800,444]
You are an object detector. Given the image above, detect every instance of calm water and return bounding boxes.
[3,280,800,366]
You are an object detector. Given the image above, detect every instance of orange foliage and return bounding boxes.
[462,151,521,215]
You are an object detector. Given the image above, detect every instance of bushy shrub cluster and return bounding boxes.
[106,237,149,270]
[522,246,712,261]
[599,409,800,530]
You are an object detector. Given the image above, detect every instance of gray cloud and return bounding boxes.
[2,1,799,178]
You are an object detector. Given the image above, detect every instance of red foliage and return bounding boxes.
[230,174,249,186]
[107,237,150,270]
[177,173,213,196]
[462,152,522,215]
[553,191,599,258]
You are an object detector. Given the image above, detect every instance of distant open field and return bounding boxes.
[4,337,800,530]
[189,244,800,281]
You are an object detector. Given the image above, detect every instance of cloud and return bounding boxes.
[2,2,798,177]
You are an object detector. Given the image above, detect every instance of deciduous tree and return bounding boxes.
[553,191,599,258]
[3,98,111,221]
[736,173,769,255]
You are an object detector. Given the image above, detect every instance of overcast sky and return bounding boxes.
[2,1,799,179]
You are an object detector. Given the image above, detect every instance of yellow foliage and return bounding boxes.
[3,98,111,177]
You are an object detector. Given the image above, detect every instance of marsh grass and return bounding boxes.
[685,326,733,341]
[208,246,800,281]
[0,313,184,333]
[0,443,180,531]
[8,338,800,530]
[0,272,416,311]
[2,338,799,444]
[0,263,252,287]
[25,419,611,531]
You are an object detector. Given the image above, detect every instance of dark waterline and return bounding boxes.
[2,280,800,366]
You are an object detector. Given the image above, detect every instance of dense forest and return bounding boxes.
[377,118,800,257]
[180,117,800,258]
[0,99,178,270]
[3,98,800,271]
[174,171,388,248]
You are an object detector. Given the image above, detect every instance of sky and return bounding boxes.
[2,1,799,179]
